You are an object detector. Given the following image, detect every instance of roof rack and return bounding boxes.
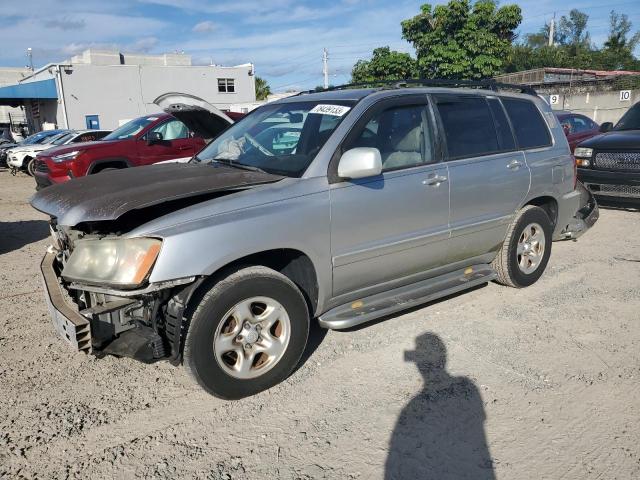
[299,78,537,96]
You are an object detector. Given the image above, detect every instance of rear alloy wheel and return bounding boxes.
[184,266,310,399]
[492,205,553,288]
[26,157,35,176]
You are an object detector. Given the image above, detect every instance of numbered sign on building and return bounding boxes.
[620,90,631,102]
[549,94,560,105]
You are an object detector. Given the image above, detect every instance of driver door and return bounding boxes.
[329,96,450,300]
[138,119,194,165]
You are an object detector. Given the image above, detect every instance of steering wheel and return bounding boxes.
[245,133,274,156]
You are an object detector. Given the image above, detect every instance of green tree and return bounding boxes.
[401,0,522,79]
[350,47,417,83]
[597,11,640,70]
[255,76,271,101]
[557,10,590,47]
[505,8,640,72]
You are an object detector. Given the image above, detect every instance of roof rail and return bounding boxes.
[299,78,537,96]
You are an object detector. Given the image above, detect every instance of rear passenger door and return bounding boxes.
[434,94,530,264]
[329,96,450,299]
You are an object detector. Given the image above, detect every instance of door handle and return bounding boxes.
[508,160,523,170]
[177,146,191,151]
[422,174,448,186]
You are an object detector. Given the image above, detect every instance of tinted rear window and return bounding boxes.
[502,98,552,149]
[435,96,499,159]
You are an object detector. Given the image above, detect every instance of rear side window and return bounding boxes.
[435,96,500,159]
[502,98,552,149]
[487,98,515,151]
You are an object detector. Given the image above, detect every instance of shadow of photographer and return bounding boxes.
[385,332,495,480]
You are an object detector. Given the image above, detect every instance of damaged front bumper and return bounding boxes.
[40,251,199,364]
[556,181,599,241]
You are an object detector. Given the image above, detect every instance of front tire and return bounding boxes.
[492,205,552,288]
[183,266,310,399]
[25,157,35,176]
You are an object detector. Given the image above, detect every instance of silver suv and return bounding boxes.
[33,82,598,399]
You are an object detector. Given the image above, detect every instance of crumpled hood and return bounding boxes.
[31,162,283,226]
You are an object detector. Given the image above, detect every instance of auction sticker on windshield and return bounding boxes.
[309,104,351,116]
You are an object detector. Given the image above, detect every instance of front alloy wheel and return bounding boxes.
[214,296,291,379]
[184,266,310,399]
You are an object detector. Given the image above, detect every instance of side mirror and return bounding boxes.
[338,147,382,180]
[147,131,163,145]
[599,122,613,133]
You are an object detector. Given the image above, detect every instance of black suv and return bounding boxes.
[575,101,640,205]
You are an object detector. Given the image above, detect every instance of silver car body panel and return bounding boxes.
[51,87,586,318]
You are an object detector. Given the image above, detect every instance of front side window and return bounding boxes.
[435,96,500,159]
[194,100,354,177]
[502,98,552,149]
[150,120,189,141]
[103,117,157,140]
[569,115,590,133]
[218,78,236,93]
[346,104,433,171]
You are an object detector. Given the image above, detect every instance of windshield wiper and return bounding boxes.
[212,158,269,174]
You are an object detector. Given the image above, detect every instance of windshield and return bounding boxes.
[614,103,640,131]
[194,100,355,177]
[23,131,58,145]
[103,116,157,140]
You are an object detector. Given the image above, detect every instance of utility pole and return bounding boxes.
[548,13,555,47]
[322,48,329,89]
[26,47,34,71]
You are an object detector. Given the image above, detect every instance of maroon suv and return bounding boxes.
[35,102,233,189]
[555,112,600,153]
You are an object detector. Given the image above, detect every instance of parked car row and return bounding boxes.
[7,129,111,175]
[2,95,237,189]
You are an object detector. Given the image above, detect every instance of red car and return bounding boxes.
[555,112,600,153]
[35,97,233,189]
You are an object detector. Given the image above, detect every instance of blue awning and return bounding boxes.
[0,79,57,104]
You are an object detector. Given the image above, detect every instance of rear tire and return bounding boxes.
[492,205,552,288]
[183,266,310,399]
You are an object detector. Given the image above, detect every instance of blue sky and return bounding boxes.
[1,0,639,92]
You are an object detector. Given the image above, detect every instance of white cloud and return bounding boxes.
[192,21,217,33]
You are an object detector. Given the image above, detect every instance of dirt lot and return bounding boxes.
[1,169,639,479]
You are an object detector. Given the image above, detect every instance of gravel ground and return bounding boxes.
[1,169,639,479]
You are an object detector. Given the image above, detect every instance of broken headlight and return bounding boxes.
[62,238,162,289]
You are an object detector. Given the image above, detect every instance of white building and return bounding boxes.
[0,67,30,126]
[0,49,256,132]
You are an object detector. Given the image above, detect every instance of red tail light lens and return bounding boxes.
[571,154,577,189]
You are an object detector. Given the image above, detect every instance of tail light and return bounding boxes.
[571,154,577,189]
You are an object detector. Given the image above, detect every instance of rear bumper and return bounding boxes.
[554,181,599,241]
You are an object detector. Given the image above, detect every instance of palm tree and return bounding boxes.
[255,76,272,101]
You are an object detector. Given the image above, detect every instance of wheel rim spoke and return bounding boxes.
[516,222,545,275]
[213,296,292,380]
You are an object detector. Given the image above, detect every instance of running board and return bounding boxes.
[318,264,496,330]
